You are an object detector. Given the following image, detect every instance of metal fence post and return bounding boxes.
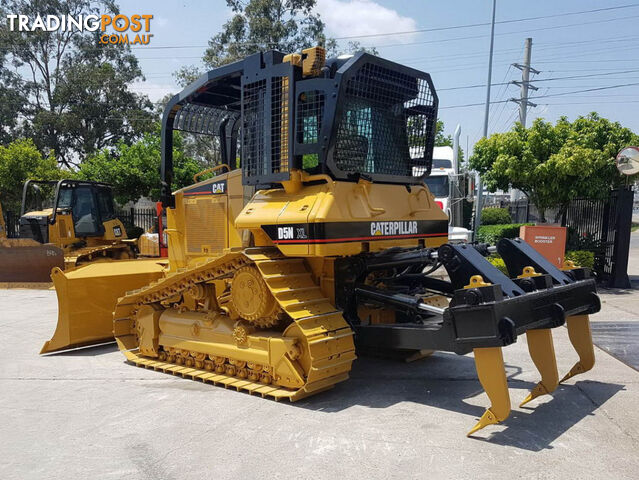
[610,187,633,288]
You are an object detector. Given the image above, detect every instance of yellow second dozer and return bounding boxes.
[17,179,138,270]
[42,47,599,435]
[0,200,65,286]
[2,179,139,286]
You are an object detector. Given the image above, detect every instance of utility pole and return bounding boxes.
[510,37,539,127]
[472,0,497,241]
[509,37,539,202]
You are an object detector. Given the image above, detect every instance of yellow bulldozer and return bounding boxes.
[0,199,65,286]
[0,179,139,285]
[41,47,599,435]
[19,179,137,268]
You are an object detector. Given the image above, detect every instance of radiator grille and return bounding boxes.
[58,218,67,238]
[185,197,227,254]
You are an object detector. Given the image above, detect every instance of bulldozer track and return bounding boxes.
[66,244,132,269]
[113,248,355,401]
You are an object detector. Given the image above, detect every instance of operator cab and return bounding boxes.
[19,180,117,242]
[159,47,439,205]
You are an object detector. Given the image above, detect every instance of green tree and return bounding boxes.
[0,52,25,145]
[0,138,65,212]
[470,113,639,222]
[175,0,334,86]
[204,0,330,68]
[433,120,464,163]
[435,120,451,147]
[77,127,201,204]
[0,0,154,167]
[338,41,378,56]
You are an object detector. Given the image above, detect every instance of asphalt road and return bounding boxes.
[1,286,639,479]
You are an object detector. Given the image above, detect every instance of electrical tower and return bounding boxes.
[509,37,539,127]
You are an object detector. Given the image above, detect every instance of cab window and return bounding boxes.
[432,159,452,169]
[97,188,115,220]
[425,176,450,197]
[72,186,100,236]
[57,188,73,209]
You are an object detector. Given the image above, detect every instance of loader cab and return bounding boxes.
[19,179,120,243]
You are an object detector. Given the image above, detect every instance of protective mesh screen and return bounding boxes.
[271,76,289,173]
[296,90,325,144]
[242,76,291,179]
[174,103,239,136]
[334,62,436,177]
[242,79,266,178]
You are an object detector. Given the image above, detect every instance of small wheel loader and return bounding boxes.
[42,47,600,435]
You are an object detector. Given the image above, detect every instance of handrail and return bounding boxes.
[356,182,385,216]
[193,164,230,183]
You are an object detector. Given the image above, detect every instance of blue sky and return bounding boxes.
[120,0,639,154]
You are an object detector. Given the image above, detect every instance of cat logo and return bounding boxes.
[211,182,225,194]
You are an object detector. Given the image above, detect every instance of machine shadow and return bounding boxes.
[45,341,118,357]
[294,352,522,419]
[479,380,625,451]
[598,275,639,294]
[292,352,624,451]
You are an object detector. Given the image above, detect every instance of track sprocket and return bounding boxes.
[229,265,281,327]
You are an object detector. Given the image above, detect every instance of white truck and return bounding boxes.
[413,146,472,243]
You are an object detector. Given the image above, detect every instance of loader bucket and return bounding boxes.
[0,239,64,285]
[40,259,167,354]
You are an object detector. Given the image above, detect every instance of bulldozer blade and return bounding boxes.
[468,347,511,437]
[0,239,64,284]
[560,314,595,383]
[40,259,166,354]
[520,328,559,407]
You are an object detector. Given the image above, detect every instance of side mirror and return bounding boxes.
[616,146,639,176]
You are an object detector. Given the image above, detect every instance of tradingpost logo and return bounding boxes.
[6,13,154,45]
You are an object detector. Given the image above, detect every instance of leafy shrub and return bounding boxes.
[481,207,512,225]
[566,226,602,252]
[476,223,533,245]
[565,250,595,269]
[487,256,509,275]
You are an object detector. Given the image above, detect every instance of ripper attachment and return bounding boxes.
[340,238,599,435]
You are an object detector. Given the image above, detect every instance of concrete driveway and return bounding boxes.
[1,286,638,479]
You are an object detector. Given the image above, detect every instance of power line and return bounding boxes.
[5,5,639,54]
[531,82,639,99]
[539,100,639,105]
[391,35,639,66]
[437,68,639,92]
[367,13,639,50]
[498,107,520,132]
[535,59,639,64]
[488,62,518,133]
[331,3,639,40]
[440,81,639,109]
